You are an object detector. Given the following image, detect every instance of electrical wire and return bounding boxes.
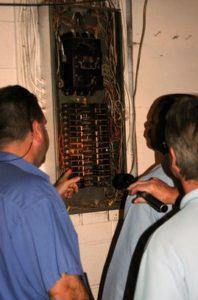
[0,0,115,6]
[129,0,149,174]
[0,141,33,162]
[53,1,133,205]
[53,4,125,204]
[133,0,149,100]
[16,0,46,110]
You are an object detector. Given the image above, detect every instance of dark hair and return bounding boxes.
[0,85,44,146]
[165,94,198,180]
[147,93,192,154]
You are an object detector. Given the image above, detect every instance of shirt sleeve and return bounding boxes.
[11,190,83,294]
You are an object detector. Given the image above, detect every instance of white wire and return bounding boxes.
[17,0,46,110]
[115,0,137,175]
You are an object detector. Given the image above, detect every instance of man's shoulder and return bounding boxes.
[141,163,167,180]
[146,209,185,253]
[140,162,174,188]
[1,163,56,212]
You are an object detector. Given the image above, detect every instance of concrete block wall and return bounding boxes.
[0,3,17,87]
[71,210,120,299]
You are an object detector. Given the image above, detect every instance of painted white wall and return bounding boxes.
[132,0,198,175]
[0,4,17,86]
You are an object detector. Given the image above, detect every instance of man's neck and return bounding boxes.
[0,136,33,164]
[182,179,198,194]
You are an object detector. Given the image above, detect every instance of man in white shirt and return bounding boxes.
[133,94,198,300]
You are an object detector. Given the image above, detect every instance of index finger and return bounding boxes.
[127,180,149,195]
[61,169,73,180]
[67,176,81,185]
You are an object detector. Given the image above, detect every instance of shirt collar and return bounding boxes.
[0,151,49,182]
[180,188,198,209]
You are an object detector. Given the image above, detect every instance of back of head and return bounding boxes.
[146,93,192,154]
[165,94,198,180]
[0,85,43,147]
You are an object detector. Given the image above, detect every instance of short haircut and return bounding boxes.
[148,93,193,154]
[150,94,178,154]
[165,94,198,180]
[0,85,44,146]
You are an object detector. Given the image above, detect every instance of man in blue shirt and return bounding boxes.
[0,85,89,299]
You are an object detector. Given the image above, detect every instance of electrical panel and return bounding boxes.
[50,5,126,212]
[60,32,103,96]
[60,103,111,187]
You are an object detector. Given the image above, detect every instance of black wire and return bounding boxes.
[0,141,33,163]
[133,0,149,100]
[129,0,149,174]
[0,0,110,7]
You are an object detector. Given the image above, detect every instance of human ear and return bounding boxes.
[169,147,181,177]
[31,120,42,142]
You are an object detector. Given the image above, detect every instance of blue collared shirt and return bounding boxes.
[0,152,83,300]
